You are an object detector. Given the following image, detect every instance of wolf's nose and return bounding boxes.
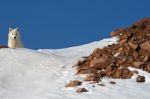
[14,37,16,39]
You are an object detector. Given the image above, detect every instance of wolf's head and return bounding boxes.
[8,27,20,40]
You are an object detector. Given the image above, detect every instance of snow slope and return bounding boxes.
[0,37,149,99]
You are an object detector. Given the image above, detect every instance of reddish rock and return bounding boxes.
[121,68,133,79]
[132,51,139,59]
[143,55,150,62]
[77,68,97,74]
[120,39,126,44]
[89,57,107,67]
[106,65,113,72]
[65,80,82,87]
[85,74,98,81]
[140,41,150,52]
[136,75,145,83]
[76,88,88,93]
[74,17,150,84]
[111,31,119,37]
[97,71,106,78]
[93,48,101,54]
[129,42,138,49]
[85,74,101,82]
[133,62,144,68]
[146,64,150,72]
[118,47,123,52]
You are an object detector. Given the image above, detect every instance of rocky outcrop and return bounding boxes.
[75,17,150,83]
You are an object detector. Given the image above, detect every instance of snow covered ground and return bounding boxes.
[0,37,149,99]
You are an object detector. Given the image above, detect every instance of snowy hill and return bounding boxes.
[0,37,150,99]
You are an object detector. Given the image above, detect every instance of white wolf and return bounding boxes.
[8,27,24,48]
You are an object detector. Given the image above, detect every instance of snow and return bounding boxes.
[0,37,149,99]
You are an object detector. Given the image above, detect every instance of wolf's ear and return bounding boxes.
[9,28,12,32]
[16,27,19,31]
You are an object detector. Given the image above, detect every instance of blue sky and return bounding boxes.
[0,0,150,49]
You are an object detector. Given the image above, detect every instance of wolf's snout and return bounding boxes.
[14,37,16,39]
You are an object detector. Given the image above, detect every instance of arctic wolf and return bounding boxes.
[8,27,24,48]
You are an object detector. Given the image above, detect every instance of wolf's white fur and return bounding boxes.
[8,27,24,48]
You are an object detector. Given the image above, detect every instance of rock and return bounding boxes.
[120,39,126,44]
[107,67,133,79]
[85,74,100,82]
[109,81,116,84]
[77,68,97,74]
[106,65,113,72]
[118,47,123,52]
[114,53,120,57]
[74,17,150,84]
[76,60,83,66]
[89,57,107,67]
[65,80,82,87]
[136,75,145,83]
[129,42,138,49]
[97,70,106,78]
[132,51,139,59]
[81,56,88,59]
[76,88,88,93]
[92,85,96,87]
[133,62,144,68]
[98,83,105,86]
[131,70,138,74]
[140,41,150,52]
[93,48,100,54]
[143,55,150,62]
[146,64,150,72]
[111,31,119,37]
[121,68,133,79]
